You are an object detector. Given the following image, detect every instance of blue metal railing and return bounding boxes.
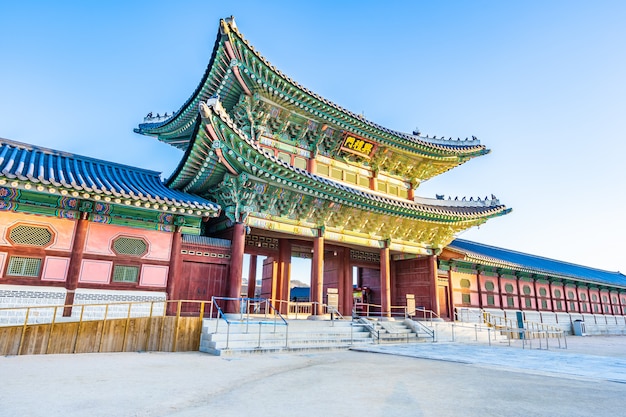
[210,296,289,349]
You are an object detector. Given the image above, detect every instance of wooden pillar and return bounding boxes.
[547,281,554,312]
[308,157,317,174]
[277,239,291,314]
[227,222,246,313]
[63,212,89,316]
[165,226,183,316]
[342,248,352,316]
[379,243,391,317]
[576,285,583,313]
[476,268,484,309]
[247,254,258,299]
[497,272,504,310]
[447,268,454,320]
[532,277,540,311]
[599,288,605,315]
[369,173,378,191]
[515,273,522,311]
[311,230,324,315]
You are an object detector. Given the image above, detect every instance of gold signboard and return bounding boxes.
[341,134,376,158]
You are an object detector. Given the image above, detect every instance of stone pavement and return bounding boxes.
[1,336,626,417]
[355,338,626,383]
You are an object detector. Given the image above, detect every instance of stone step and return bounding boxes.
[200,318,426,356]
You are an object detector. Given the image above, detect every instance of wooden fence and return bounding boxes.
[0,300,210,356]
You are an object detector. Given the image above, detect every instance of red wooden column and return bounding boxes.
[277,239,292,314]
[308,157,317,174]
[476,268,484,309]
[311,230,324,316]
[447,268,454,319]
[246,254,258,299]
[63,211,89,316]
[496,271,504,310]
[342,248,352,316]
[515,273,522,311]
[548,281,555,312]
[379,243,391,317]
[166,226,183,300]
[227,222,246,313]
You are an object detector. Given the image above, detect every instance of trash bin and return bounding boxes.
[572,320,586,336]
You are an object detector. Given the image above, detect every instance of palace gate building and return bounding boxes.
[2,17,625,327]
[133,16,510,317]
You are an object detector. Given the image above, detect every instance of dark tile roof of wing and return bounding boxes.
[0,137,219,213]
[449,239,626,287]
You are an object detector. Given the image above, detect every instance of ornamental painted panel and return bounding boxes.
[0,211,75,251]
[84,223,172,261]
[139,265,168,287]
[79,259,113,284]
[41,256,70,282]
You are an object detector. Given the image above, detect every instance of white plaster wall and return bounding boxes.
[0,285,66,326]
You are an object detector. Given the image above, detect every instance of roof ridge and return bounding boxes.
[224,18,485,152]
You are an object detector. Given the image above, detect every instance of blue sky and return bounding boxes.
[1,1,625,274]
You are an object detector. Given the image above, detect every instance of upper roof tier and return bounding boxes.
[0,137,219,217]
[135,17,490,170]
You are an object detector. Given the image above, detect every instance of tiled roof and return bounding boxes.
[448,239,626,287]
[136,17,488,157]
[0,137,220,215]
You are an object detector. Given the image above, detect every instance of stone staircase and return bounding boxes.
[199,318,426,356]
[359,318,431,343]
[200,319,370,355]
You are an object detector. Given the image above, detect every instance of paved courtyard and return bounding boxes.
[1,336,625,417]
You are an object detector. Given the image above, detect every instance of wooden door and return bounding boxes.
[438,285,450,319]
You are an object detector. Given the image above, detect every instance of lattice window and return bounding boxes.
[8,225,53,247]
[7,256,42,277]
[484,281,495,291]
[112,237,148,257]
[112,265,139,283]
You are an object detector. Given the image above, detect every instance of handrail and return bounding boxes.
[480,310,568,349]
[210,296,289,350]
[357,317,380,343]
[406,319,436,342]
